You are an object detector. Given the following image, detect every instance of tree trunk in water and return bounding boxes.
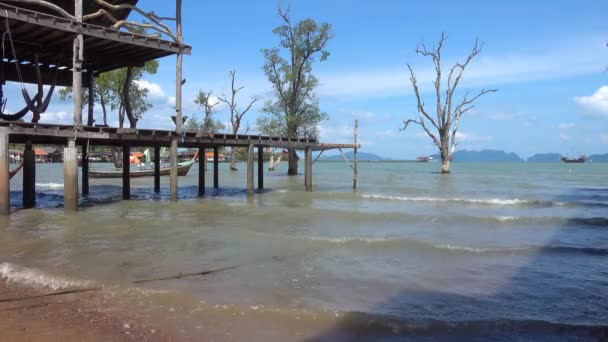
[287,149,298,175]
[441,158,451,174]
[229,148,238,171]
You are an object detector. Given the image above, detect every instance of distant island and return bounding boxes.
[431,150,524,162]
[319,150,608,163]
[527,153,563,163]
[319,151,388,161]
[589,153,608,162]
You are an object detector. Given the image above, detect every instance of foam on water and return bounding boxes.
[35,183,64,189]
[362,194,557,206]
[0,262,94,290]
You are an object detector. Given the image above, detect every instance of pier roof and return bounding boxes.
[0,2,191,86]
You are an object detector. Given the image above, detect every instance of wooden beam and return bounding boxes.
[169,139,178,201]
[213,146,219,189]
[198,146,205,197]
[63,139,78,211]
[305,147,312,192]
[154,146,160,193]
[22,142,35,209]
[82,143,89,196]
[257,146,264,191]
[247,144,254,197]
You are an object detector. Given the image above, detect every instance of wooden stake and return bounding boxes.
[0,128,9,215]
[22,142,35,209]
[353,119,358,191]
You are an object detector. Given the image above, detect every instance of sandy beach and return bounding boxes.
[0,280,175,342]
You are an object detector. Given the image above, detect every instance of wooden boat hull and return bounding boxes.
[89,163,194,179]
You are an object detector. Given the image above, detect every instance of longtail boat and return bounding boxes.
[89,150,197,179]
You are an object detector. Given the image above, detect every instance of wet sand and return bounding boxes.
[0,280,173,342]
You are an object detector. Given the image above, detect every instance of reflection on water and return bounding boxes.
[1,162,608,340]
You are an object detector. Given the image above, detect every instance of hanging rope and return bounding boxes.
[0,14,59,122]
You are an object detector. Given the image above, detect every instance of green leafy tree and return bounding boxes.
[257,7,334,175]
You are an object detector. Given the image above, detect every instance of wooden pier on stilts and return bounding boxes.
[0,1,360,215]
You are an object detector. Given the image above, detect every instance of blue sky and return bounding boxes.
[8,0,608,159]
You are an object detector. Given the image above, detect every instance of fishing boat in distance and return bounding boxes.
[561,155,587,164]
[416,156,434,162]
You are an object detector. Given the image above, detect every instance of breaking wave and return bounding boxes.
[300,236,608,256]
[35,183,64,189]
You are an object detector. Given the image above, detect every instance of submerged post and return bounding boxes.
[64,139,78,211]
[0,128,9,215]
[305,147,312,192]
[23,142,35,208]
[198,146,205,197]
[154,146,160,193]
[247,144,254,197]
[82,143,89,196]
[353,119,358,191]
[122,145,130,200]
[170,139,178,201]
[213,146,219,189]
[257,146,264,191]
[72,0,83,127]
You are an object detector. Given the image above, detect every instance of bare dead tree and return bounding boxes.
[403,33,497,174]
[218,70,257,171]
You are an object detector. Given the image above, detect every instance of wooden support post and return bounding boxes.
[305,147,313,192]
[22,142,35,209]
[213,146,219,189]
[247,144,254,197]
[154,146,160,193]
[257,146,264,191]
[170,139,178,201]
[175,0,183,136]
[87,72,95,127]
[122,144,130,200]
[353,119,358,191]
[82,144,89,196]
[72,0,83,127]
[198,146,205,197]
[0,128,9,215]
[64,139,78,211]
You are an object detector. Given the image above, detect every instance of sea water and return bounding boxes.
[1,161,607,341]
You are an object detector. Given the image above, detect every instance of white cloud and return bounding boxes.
[574,86,608,117]
[39,111,71,124]
[600,133,608,143]
[134,79,175,106]
[559,133,572,141]
[557,122,576,129]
